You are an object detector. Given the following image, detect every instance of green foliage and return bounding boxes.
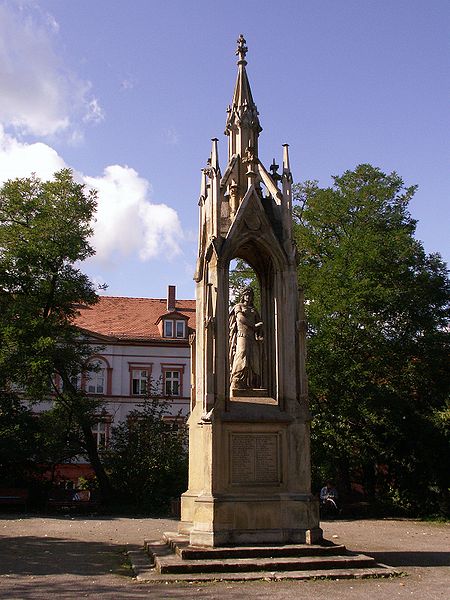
[0,170,114,499]
[0,391,38,484]
[0,169,98,395]
[33,405,85,469]
[76,475,98,491]
[105,396,188,514]
[294,164,450,516]
[0,392,85,488]
[229,258,260,309]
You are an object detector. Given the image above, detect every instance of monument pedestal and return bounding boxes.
[186,494,322,547]
[180,400,322,547]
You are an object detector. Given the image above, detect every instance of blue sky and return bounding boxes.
[0,0,448,300]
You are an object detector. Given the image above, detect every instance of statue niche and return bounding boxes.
[229,286,264,391]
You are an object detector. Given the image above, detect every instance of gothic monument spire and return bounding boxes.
[184,36,321,548]
[225,35,262,164]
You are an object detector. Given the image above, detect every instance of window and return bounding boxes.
[57,373,80,392]
[132,369,148,395]
[163,318,186,338]
[70,374,81,390]
[92,421,109,450]
[164,320,173,337]
[164,370,181,396]
[129,363,152,396]
[176,320,185,338]
[86,362,105,394]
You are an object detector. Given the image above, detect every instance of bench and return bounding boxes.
[46,489,99,512]
[0,488,29,510]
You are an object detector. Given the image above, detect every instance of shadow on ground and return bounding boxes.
[365,551,450,568]
[0,535,137,577]
[0,511,177,520]
[0,579,207,600]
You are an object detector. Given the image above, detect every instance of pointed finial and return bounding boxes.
[236,34,248,65]
[270,158,281,182]
[210,138,219,170]
[282,144,291,174]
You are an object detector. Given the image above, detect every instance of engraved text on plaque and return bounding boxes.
[230,433,280,485]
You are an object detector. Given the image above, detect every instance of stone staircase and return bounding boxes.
[128,532,400,582]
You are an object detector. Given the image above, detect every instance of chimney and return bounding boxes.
[167,285,176,311]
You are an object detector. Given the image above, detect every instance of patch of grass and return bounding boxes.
[116,549,134,578]
[419,515,449,524]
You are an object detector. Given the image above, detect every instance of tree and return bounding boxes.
[0,392,38,485]
[293,164,450,515]
[105,394,188,513]
[0,169,113,500]
[229,259,261,309]
[34,406,86,484]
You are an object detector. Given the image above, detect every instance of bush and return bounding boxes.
[104,398,188,514]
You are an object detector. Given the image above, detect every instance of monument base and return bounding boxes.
[188,527,323,548]
[180,492,322,547]
[131,532,400,582]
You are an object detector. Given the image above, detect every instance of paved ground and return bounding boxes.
[0,514,448,599]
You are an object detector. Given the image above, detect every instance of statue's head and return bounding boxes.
[241,286,254,304]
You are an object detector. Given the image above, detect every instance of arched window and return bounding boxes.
[85,359,108,395]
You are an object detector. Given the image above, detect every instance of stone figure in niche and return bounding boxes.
[229,287,263,389]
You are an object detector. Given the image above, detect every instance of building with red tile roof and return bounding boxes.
[40,286,195,486]
[74,294,196,342]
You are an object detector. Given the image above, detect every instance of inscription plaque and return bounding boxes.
[230,433,280,485]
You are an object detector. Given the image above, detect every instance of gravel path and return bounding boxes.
[0,514,448,599]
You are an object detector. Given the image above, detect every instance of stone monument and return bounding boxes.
[179,34,322,547]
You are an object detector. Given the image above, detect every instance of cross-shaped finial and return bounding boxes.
[236,34,248,63]
[270,158,281,182]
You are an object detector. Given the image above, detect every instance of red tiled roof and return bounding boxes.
[73,296,196,340]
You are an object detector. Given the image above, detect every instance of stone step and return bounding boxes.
[157,532,347,560]
[129,550,400,582]
[178,544,348,560]
[153,552,377,575]
[162,531,190,551]
[139,534,399,582]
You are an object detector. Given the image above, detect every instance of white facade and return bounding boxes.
[37,287,195,466]
[83,337,191,442]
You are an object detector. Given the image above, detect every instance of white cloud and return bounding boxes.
[0,131,183,264]
[0,5,182,273]
[84,165,183,263]
[83,98,105,124]
[43,11,59,33]
[87,274,109,294]
[0,3,103,137]
[0,125,66,181]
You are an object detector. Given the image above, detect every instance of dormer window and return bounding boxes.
[176,320,186,338]
[163,319,186,338]
[164,319,174,337]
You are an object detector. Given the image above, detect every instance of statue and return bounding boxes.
[229,287,263,389]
